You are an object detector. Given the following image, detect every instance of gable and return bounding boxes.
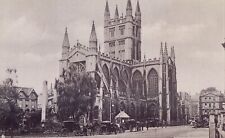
[29,91,38,100]
[19,91,26,99]
[68,50,86,63]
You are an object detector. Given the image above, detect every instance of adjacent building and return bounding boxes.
[179,92,192,124]
[16,87,38,111]
[199,87,224,119]
[58,0,178,124]
[190,93,200,120]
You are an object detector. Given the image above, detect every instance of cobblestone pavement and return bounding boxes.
[6,126,209,138]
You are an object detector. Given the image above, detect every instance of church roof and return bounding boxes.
[16,87,38,98]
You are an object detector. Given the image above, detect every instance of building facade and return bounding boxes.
[58,0,178,124]
[16,87,38,111]
[179,92,192,124]
[199,87,224,119]
[190,93,200,120]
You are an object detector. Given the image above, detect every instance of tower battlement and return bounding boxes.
[104,0,141,62]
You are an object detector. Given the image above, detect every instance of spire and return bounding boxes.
[126,0,132,16]
[135,0,141,21]
[104,1,110,18]
[164,42,168,56]
[89,21,98,52]
[89,21,97,42]
[135,0,141,14]
[62,27,70,48]
[114,5,119,19]
[105,0,109,13]
[171,46,175,62]
[160,42,164,56]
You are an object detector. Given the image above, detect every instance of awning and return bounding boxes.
[115,111,130,119]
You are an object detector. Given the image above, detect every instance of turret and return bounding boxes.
[62,27,70,59]
[104,1,110,25]
[135,0,141,22]
[87,21,98,76]
[126,0,132,20]
[160,42,164,63]
[164,42,168,62]
[89,21,98,53]
[170,46,175,63]
[114,5,119,20]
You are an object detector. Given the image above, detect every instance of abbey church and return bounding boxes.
[59,0,178,124]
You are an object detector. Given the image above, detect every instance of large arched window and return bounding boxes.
[112,67,119,90]
[113,67,119,79]
[132,70,143,98]
[118,80,126,96]
[147,69,159,98]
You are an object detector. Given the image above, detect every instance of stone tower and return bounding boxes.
[104,0,142,61]
[59,28,70,81]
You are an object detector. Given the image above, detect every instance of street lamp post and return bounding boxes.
[222,40,225,93]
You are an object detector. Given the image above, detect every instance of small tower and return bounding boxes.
[135,0,141,23]
[87,21,98,76]
[62,27,70,59]
[104,1,110,26]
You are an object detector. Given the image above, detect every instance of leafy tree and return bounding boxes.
[55,64,97,122]
[0,68,22,133]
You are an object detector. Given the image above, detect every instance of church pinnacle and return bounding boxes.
[164,42,168,56]
[62,27,70,48]
[114,5,119,19]
[126,0,132,16]
[171,46,175,62]
[104,1,110,17]
[135,0,141,14]
[89,21,97,42]
[62,27,70,58]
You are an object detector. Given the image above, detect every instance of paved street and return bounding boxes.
[9,126,209,138]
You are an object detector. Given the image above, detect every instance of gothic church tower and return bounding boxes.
[104,0,142,61]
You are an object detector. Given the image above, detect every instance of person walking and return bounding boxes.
[146,120,149,130]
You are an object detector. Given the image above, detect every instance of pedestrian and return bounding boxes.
[214,117,218,128]
[141,122,144,131]
[162,120,165,128]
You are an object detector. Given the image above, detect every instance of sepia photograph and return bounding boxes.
[0,0,225,138]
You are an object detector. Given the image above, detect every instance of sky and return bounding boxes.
[0,0,225,95]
